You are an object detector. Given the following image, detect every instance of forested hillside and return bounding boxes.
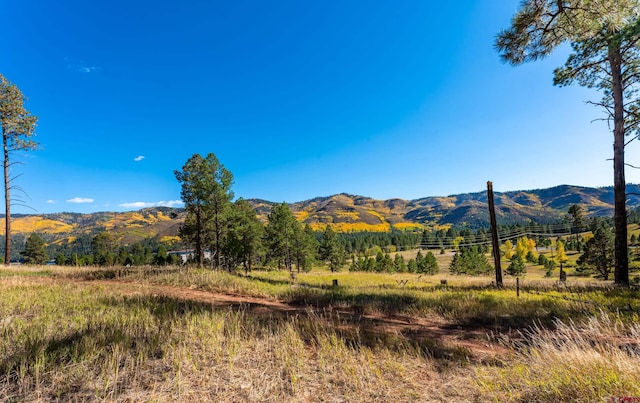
[1,184,639,256]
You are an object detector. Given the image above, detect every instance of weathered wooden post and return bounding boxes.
[559,263,567,282]
[488,181,503,287]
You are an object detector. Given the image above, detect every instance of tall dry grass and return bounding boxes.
[0,280,478,402]
[477,313,640,402]
[5,266,640,401]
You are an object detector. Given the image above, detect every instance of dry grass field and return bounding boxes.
[0,264,639,402]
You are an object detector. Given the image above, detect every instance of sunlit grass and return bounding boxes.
[43,265,639,330]
[0,280,473,401]
[3,265,640,401]
[0,266,52,277]
[477,314,640,402]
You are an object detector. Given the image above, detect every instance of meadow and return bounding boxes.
[0,261,639,402]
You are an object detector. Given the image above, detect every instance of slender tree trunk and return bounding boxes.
[212,198,224,270]
[196,204,203,268]
[609,44,629,285]
[285,230,291,272]
[215,211,221,270]
[3,134,9,267]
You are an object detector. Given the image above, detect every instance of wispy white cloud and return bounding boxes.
[119,200,183,209]
[64,57,99,74]
[66,197,94,204]
[134,155,145,162]
[79,66,98,73]
[46,199,56,204]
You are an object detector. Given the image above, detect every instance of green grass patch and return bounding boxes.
[0,268,52,277]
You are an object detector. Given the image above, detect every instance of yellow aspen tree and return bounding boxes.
[556,240,567,263]
[515,237,529,258]
[503,240,514,260]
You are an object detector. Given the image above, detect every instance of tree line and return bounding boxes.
[12,184,631,277]
[173,152,600,273]
[175,153,349,272]
[14,232,184,266]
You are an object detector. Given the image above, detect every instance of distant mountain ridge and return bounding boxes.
[1,184,639,245]
[275,184,640,231]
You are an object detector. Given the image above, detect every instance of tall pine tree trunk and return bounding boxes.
[196,204,203,268]
[609,44,629,285]
[3,133,9,267]
[215,211,221,270]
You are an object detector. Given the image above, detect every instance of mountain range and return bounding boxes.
[2,184,639,245]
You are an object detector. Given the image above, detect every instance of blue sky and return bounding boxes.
[1,0,638,214]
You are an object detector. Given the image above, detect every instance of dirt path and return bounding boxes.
[4,276,511,362]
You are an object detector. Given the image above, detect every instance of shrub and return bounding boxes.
[506,255,526,276]
[449,247,492,275]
